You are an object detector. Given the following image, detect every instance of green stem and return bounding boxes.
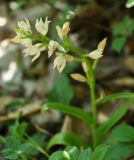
[65,40,85,57]
[85,59,97,148]
[66,43,98,148]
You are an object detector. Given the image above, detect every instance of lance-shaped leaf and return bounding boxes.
[47,132,88,150]
[96,100,133,144]
[96,92,134,105]
[42,102,92,128]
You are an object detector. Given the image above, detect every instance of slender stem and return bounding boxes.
[85,59,97,148]
[69,46,98,148]
[92,59,99,70]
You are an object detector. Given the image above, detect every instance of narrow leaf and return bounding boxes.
[96,92,134,105]
[42,102,92,128]
[96,100,133,143]
[47,132,89,150]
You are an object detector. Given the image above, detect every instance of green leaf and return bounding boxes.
[104,142,134,160]
[42,102,92,128]
[96,100,133,143]
[47,132,88,150]
[65,146,80,160]
[47,74,74,104]
[109,124,134,143]
[9,120,28,139]
[78,147,93,160]
[112,23,125,36]
[49,151,70,160]
[2,148,18,160]
[2,137,32,160]
[6,136,21,149]
[111,37,126,53]
[126,0,134,8]
[93,144,109,160]
[64,61,80,74]
[96,92,134,105]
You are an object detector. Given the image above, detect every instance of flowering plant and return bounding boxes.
[10,17,134,160]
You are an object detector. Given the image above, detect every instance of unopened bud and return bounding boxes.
[70,73,87,82]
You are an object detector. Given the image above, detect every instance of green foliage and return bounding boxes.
[49,146,92,160]
[42,102,92,127]
[109,124,134,143]
[96,92,134,104]
[47,74,74,104]
[111,37,126,53]
[111,15,134,53]
[79,147,93,160]
[9,120,28,139]
[0,119,48,159]
[64,61,80,74]
[96,100,133,143]
[65,146,80,160]
[47,132,88,150]
[2,136,32,160]
[104,142,134,160]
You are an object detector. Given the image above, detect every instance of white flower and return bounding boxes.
[24,43,47,62]
[35,17,51,36]
[12,19,32,44]
[11,29,32,48]
[56,22,70,39]
[21,38,32,47]
[89,49,103,59]
[48,40,65,57]
[11,31,23,43]
[53,54,66,73]
[89,38,107,59]
[18,18,31,33]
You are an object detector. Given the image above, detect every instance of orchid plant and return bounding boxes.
[10,17,134,160]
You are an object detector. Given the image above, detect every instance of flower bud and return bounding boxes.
[62,22,70,37]
[70,73,87,82]
[56,22,70,39]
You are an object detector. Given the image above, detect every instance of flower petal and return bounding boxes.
[97,38,107,51]
[89,49,103,59]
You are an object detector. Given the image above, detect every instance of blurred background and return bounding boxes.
[0,0,134,153]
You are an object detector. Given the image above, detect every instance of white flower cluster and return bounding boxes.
[11,18,70,73]
[11,17,107,73]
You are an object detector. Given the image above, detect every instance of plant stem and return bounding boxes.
[85,59,97,148]
[69,45,98,148]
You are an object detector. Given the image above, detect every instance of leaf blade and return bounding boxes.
[96,92,134,105]
[47,132,89,150]
[96,100,133,143]
[42,102,92,128]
